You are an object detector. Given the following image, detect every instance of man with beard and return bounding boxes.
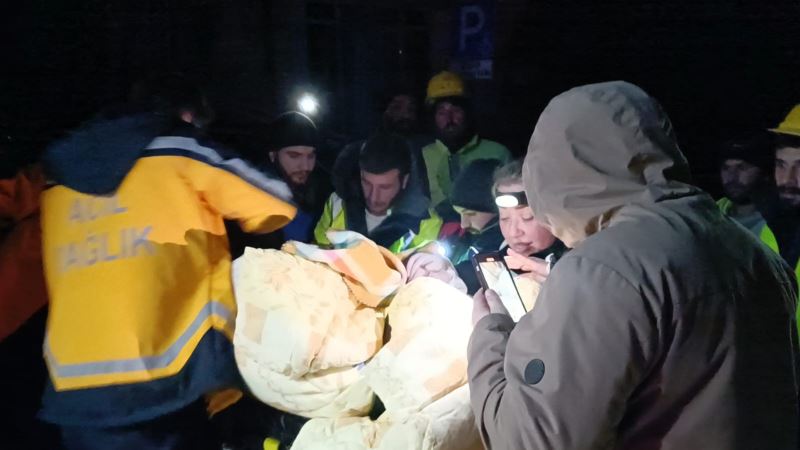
[381,89,419,136]
[266,112,331,238]
[716,135,773,237]
[421,71,511,219]
[764,104,800,332]
[225,112,331,257]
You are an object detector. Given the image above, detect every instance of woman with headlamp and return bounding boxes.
[492,160,565,309]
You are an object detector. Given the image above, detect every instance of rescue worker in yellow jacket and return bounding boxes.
[314,132,441,253]
[422,71,511,220]
[765,103,800,333]
[38,74,296,449]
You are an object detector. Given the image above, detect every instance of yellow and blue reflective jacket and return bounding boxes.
[314,192,442,254]
[39,115,295,426]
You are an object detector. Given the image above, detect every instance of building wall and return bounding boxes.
[4,0,800,194]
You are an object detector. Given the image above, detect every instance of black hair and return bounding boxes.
[775,133,800,152]
[129,73,214,126]
[716,133,773,173]
[358,132,411,176]
[376,78,420,111]
[267,111,318,152]
[492,159,524,197]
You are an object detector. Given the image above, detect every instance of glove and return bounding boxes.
[405,252,467,293]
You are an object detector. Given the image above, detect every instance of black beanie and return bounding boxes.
[450,159,502,213]
[268,111,318,152]
[717,133,773,173]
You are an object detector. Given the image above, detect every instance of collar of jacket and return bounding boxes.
[434,134,480,155]
[476,218,500,236]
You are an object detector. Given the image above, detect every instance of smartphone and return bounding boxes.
[471,252,528,322]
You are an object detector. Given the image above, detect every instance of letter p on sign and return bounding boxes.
[459,5,485,53]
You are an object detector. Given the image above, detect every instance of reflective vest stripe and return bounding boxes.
[144,136,293,202]
[45,300,233,379]
[330,194,344,221]
[759,224,780,253]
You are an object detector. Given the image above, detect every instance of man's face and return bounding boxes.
[776,146,800,209]
[383,94,418,134]
[720,159,762,204]
[456,206,497,234]
[361,169,408,216]
[271,145,316,187]
[496,182,557,255]
[434,101,467,142]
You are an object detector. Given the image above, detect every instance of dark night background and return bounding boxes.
[2,0,799,195]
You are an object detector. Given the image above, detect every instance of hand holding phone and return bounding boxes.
[472,288,508,325]
[472,252,527,322]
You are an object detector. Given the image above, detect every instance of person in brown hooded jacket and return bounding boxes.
[468,81,799,450]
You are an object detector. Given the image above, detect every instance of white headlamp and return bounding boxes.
[495,191,528,208]
[297,93,319,115]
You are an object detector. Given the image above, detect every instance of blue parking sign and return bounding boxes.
[454,1,495,61]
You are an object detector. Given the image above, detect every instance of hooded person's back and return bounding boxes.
[468,81,798,450]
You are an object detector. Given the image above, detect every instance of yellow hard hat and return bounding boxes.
[426,71,466,104]
[770,104,800,137]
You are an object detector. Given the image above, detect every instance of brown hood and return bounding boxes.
[523,81,699,246]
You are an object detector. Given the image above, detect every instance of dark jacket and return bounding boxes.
[469,81,799,449]
[764,210,800,271]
